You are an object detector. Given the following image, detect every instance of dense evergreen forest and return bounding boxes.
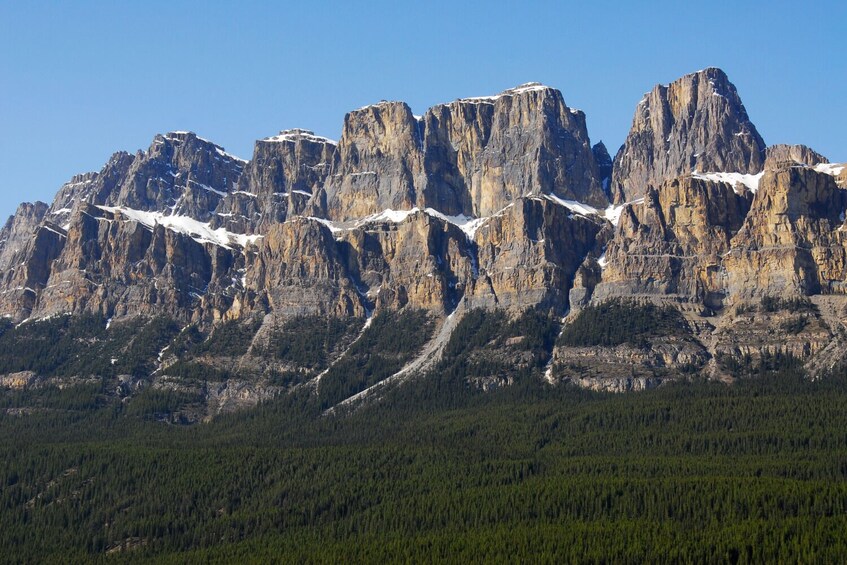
[1,303,847,561]
[2,362,847,560]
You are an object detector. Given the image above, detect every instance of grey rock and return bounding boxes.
[611,68,766,203]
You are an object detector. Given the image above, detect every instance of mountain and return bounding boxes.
[610,67,766,204]
[0,69,845,415]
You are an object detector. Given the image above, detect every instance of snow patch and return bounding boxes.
[814,163,845,177]
[424,208,489,239]
[691,170,764,193]
[360,209,417,224]
[263,130,337,145]
[459,82,552,104]
[96,206,262,249]
[542,194,599,216]
[306,216,344,234]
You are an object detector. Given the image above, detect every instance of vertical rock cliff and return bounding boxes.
[611,68,766,203]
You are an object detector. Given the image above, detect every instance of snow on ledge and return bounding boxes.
[458,82,554,104]
[814,163,845,177]
[96,206,262,249]
[691,170,764,193]
[541,193,642,227]
[263,129,337,145]
[301,193,638,241]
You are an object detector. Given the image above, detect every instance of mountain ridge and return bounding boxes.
[1,68,846,415]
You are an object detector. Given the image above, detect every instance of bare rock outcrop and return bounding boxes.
[592,176,751,307]
[724,164,847,299]
[611,68,765,203]
[764,144,829,169]
[214,130,336,234]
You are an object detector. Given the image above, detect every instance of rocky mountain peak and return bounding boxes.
[261,129,337,146]
[764,144,829,170]
[212,129,337,234]
[592,142,612,198]
[611,67,766,203]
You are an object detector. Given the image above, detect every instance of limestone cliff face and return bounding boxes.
[48,156,134,223]
[4,70,847,398]
[319,83,607,220]
[245,218,366,320]
[0,201,49,272]
[611,68,765,203]
[213,130,336,234]
[47,133,245,229]
[471,197,605,311]
[27,204,252,323]
[724,165,847,299]
[591,176,750,307]
[764,144,829,169]
[592,142,612,198]
[321,102,423,220]
[423,84,606,216]
[0,221,67,320]
[100,132,245,221]
[338,212,476,314]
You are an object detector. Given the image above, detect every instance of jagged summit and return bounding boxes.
[160,131,247,163]
[611,67,766,203]
[262,129,337,145]
[457,82,555,103]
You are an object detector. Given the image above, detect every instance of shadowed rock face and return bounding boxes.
[422,84,607,217]
[0,201,49,272]
[320,101,422,220]
[213,130,336,234]
[470,197,605,312]
[47,132,246,230]
[99,132,245,221]
[611,68,766,203]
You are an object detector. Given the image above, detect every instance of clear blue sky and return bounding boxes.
[1,0,844,220]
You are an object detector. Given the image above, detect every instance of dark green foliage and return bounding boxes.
[318,309,434,409]
[433,308,558,395]
[160,319,262,383]
[0,314,179,378]
[167,325,205,359]
[558,299,688,348]
[3,371,847,561]
[125,387,205,422]
[260,315,362,370]
[718,351,806,379]
[106,317,181,377]
[189,319,262,358]
[162,360,232,382]
[2,306,847,561]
